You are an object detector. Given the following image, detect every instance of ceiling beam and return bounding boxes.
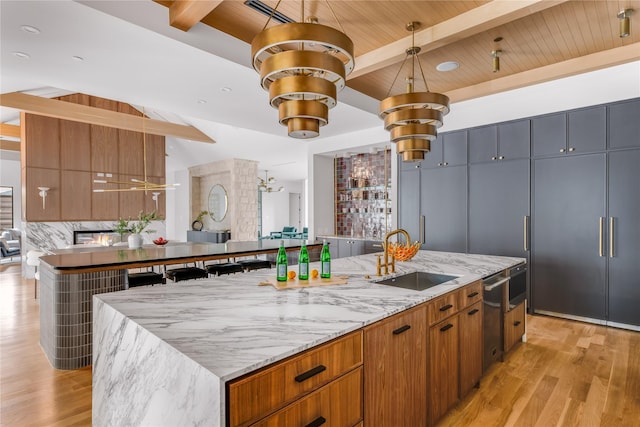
[0,123,21,139]
[0,92,215,143]
[446,42,640,103]
[350,0,568,79]
[169,0,223,32]
[0,140,20,152]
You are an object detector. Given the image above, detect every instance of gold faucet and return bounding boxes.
[378,228,411,275]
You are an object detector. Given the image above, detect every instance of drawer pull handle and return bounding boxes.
[514,321,521,327]
[305,416,327,427]
[440,323,454,332]
[295,365,326,383]
[392,324,411,335]
[467,292,479,298]
[468,309,479,316]
[439,304,453,312]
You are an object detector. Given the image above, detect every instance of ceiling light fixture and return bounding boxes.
[618,9,634,38]
[491,49,502,73]
[93,107,180,193]
[20,25,41,34]
[12,51,30,59]
[251,0,354,139]
[379,21,449,162]
[258,170,283,192]
[72,55,84,62]
[436,61,459,72]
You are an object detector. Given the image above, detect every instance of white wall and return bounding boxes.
[0,152,21,229]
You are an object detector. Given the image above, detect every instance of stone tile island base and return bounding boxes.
[93,299,221,426]
[39,263,126,370]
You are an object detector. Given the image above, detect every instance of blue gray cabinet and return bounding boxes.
[468,159,529,258]
[532,154,607,320]
[607,149,640,326]
[532,112,566,157]
[608,98,640,149]
[420,165,467,253]
[468,120,529,164]
[338,239,364,258]
[398,165,421,244]
[533,106,606,157]
[421,131,467,169]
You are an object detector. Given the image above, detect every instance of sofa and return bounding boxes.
[269,226,297,239]
[0,229,21,259]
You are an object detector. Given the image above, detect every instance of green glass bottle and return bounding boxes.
[320,239,331,279]
[298,243,309,280]
[276,240,288,282]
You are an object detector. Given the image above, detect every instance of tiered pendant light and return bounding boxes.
[379,22,450,162]
[251,1,354,139]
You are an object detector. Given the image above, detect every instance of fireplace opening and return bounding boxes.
[73,229,118,246]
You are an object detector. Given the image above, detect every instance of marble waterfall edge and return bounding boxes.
[92,298,221,426]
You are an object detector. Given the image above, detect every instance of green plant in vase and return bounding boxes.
[114,211,162,248]
[192,210,209,231]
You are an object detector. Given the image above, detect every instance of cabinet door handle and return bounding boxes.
[443,162,449,166]
[513,321,521,327]
[599,217,605,257]
[392,324,411,335]
[523,216,529,251]
[560,148,566,153]
[305,416,327,427]
[420,215,426,244]
[439,304,453,312]
[568,147,575,152]
[467,291,479,298]
[438,162,443,166]
[498,155,505,160]
[295,365,326,383]
[440,323,454,332]
[468,308,479,316]
[491,156,497,160]
[609,217,614,258]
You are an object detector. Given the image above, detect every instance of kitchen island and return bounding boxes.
[38,239,320,370]
[92,250,524,426]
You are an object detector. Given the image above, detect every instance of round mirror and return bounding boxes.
[208,184,228,222]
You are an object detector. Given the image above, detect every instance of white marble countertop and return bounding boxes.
[94,250,524,383]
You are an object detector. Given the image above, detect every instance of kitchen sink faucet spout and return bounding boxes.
[381,228,411,275]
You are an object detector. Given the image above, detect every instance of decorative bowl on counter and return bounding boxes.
[382,241,420,261]
[153,237,169,246]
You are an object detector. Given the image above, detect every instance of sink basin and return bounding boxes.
[375,271,458,291]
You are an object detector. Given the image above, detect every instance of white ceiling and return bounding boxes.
[1,1,639,181]
[0,0,381,180]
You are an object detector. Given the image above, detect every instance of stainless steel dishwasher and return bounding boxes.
[483,271,510,372]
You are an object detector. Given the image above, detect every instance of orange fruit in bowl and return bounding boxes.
[288,271,296,280]
[311,269,319,279]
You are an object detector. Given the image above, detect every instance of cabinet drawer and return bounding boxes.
[504,302,526,352]
[228,331,363,427]
[428,291,459,325]
[459,280,482,308]
[252,367,363,427]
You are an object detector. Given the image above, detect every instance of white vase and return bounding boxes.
[128,234,143,249]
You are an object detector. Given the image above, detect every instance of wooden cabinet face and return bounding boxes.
[25,167,60,221]
[91,125,119,173]
[504,302,526,352]
[143,179,167,218]
[429,315,459,425]
[24,114,60,170]
[364,305,427,427]
[60,119,91,171]
[459,301,483,397]
[118,175,145,219]
[91,174,119,221]
[61,170,91,220]
[145,133,165,177]
[118,129,144,176]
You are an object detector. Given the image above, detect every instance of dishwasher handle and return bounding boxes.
[483,276,510,291]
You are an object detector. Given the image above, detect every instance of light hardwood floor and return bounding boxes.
[1,262,638,426]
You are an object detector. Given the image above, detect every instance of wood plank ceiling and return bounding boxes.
[159,0,640,103]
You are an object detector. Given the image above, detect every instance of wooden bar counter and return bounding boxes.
[38,240,320,370]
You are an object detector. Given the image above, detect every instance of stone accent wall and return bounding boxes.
[189,159,258,241]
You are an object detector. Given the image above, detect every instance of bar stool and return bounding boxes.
[165,263,208,282]
[26,250,44,299]
[206,262,244,276]
[237,259,272,272]
[127,269,166,288]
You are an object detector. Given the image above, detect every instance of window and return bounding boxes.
[0,186,14,229]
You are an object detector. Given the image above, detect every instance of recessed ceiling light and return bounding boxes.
[197,99,207,104]
[20,25,41,34]
[220,87,232,93]
[436,61,459,72]
[72,56,84,62]
[12,51,30,59]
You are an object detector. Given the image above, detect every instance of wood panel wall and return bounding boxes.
[21,94,166,221]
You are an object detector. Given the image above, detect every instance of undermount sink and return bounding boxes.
[375,271,458,291]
